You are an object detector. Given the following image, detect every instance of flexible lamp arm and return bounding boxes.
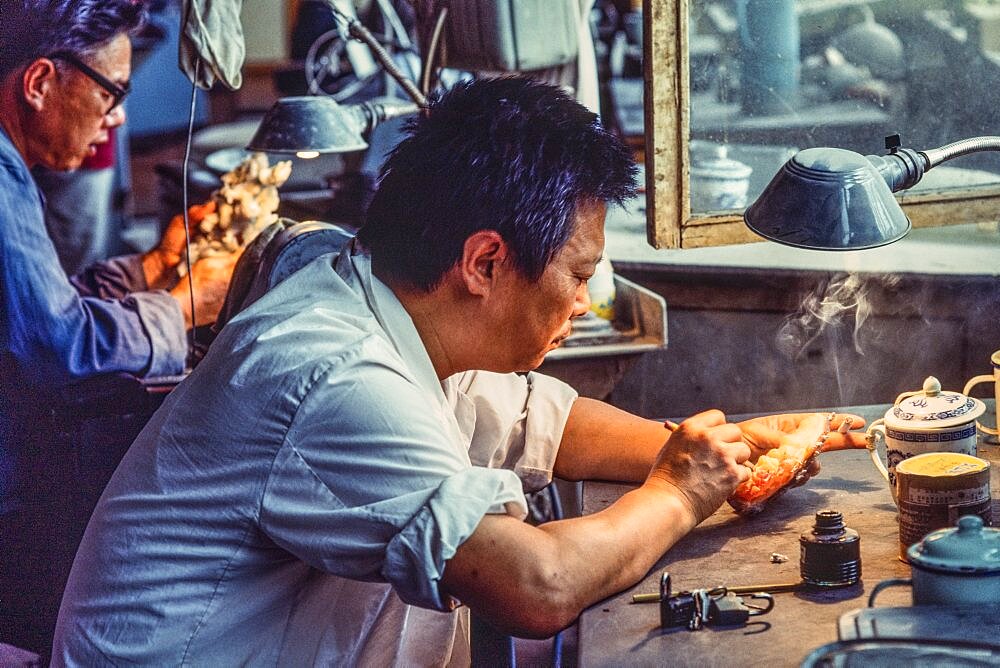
[328,3,429,107]
[348,97,422,135]
[869,134,1000,192]
[923,135,1000,168]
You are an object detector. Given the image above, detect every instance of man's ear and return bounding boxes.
[22,58,58,111]
[459,230,508,297]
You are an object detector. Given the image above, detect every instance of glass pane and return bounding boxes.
[688,0,1000,215]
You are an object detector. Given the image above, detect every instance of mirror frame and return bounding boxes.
[642,0,1000,249]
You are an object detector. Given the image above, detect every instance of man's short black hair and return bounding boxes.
[357,76,638,291]
[0,0,145,77]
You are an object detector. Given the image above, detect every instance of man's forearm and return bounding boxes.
[442,479,698,638]
[553,397,669,482]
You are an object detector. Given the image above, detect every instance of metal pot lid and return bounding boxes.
[907,515,1000,575]
[886,376,985,429]
[690,143,752,180]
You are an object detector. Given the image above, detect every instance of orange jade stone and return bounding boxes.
[729,440,818,515]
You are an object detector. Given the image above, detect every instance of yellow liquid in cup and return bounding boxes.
[896,452,989,477]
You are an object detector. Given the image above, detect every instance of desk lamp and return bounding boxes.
[247,2,427,157]
[744,135,1000,250]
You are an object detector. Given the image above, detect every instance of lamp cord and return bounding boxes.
[181,59,199,365]
[329,3,427,106]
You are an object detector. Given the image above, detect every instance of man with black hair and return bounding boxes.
[0,0,238,656]
[54,77,865,664]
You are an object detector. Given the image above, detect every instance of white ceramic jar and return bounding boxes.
[690,142,753,212]
[587,255,616,321]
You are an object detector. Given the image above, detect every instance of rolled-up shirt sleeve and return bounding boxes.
[120,292,187,376]
[447,370,578,492]
[259,341,529,611]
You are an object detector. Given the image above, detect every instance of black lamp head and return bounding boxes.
[744,147,912,251]
[247,96,369,155]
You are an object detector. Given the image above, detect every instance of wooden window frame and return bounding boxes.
[643,0,1000,249]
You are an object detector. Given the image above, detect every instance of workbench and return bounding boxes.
[577,404,1000,666]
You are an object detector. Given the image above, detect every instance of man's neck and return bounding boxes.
[381,274,478,381]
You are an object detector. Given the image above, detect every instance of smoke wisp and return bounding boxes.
[776,272,902,360]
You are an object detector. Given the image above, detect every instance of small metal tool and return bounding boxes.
[657,573,775,630]
[634,580,801,604]
[724,581,802,596]
[709,591,775,626]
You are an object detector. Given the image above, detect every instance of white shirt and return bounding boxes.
[52,243,577,666]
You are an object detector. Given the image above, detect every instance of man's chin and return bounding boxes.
[64,145,97,166]
[525,341,565,369]
[512,351,551,373]
[51,153,88,171]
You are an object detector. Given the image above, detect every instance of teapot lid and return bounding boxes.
[886,376,985,429]
[907,515,1000,575]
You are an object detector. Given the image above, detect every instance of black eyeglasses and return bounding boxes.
[50,52,130,113]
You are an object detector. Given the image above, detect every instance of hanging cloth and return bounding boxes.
[180,0,246,90]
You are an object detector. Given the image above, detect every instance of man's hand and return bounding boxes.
[737,412,868,483]
[142,202,216,289]
[646,409,752,524]
[169,251,239,330]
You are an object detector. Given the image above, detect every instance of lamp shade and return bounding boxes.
[247,96,368,154]
[744,147,911,251]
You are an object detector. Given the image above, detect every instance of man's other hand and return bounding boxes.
[142,202,216,289]
[737,412,868,485]
[169,251,239,330]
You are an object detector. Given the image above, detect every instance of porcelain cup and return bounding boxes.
[962,349,1000,445]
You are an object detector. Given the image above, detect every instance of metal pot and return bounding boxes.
[868,515,1000,606]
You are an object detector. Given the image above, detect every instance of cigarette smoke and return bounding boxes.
[776,272,901,359]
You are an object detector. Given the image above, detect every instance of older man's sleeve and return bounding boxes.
[71,253,148,299]
[71,254,188,376]
[0,175,188,382]
[258,348,530,611]
[448,370,578,492]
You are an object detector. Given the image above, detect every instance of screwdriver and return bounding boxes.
[631,581,802,604]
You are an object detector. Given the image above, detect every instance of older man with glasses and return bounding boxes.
[0,0,238,659]
[31,51,132,277]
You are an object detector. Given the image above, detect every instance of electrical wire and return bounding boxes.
[421,3,448,96]
[181,59,199,365]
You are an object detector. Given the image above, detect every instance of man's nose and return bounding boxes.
[572,283,591,318]
[105,104,126,128]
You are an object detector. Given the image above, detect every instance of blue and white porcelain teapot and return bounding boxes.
[865,376,986,502]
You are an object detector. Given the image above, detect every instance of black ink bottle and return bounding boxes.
[800,510,861,587]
